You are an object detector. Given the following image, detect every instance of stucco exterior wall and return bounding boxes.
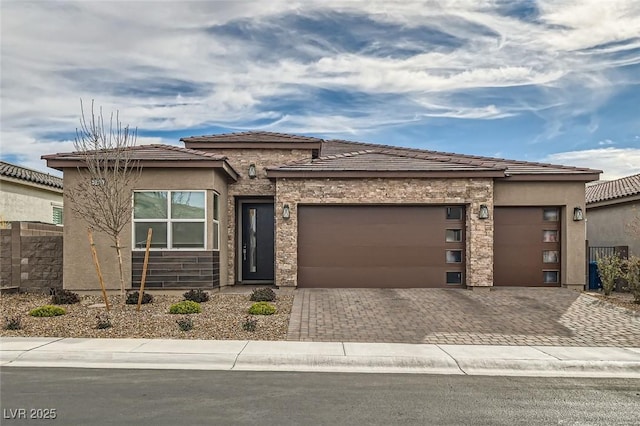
[208,149,313,284]
[275,177,494,288]
[62,167,228,292]
[494,181,587,287]
[587,200,640,256]
[0,179,63,223]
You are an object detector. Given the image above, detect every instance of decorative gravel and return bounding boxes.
[586,291,640,313]
[0,292,293,340]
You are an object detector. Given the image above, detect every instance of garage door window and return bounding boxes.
[543,270,559,283]
[446,272,463,284]
[446,229,462,242]
[446,250,462,263]
[543,208,559,221]
[446,207,463,220]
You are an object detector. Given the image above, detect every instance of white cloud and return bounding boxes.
[544,147,640,180]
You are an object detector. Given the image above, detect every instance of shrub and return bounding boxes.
[29,305,66,317]
[249,287,276,302]
[596,255,623,296]
[176,316,194,331]
[248,302,276,315]
[242,316,258,332]
[183,289,210,303]
[169,300,202,314]
[4,316,22,330]
[51,289,80,305]
[623,256,640,303]
[126,291,154,305]
[95,313,112,329]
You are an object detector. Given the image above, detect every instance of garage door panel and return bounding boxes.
[298,266,458,288]
[297,205,465,288]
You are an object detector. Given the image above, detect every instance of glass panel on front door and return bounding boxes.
[249,208,257,273]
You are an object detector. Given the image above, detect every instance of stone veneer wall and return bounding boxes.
[0,222,63,293]
[275,178,494,287]
[210,149,313,284]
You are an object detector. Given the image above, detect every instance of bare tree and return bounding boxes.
[66,100,141,300]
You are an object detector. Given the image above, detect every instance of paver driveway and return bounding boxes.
[286,288,640,346]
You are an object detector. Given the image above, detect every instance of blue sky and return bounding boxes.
[1,0,639,179]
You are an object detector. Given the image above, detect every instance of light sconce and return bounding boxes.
[248,163,257,179]
[573,207,584,221]
[282,204,291,219]
[478,204,489,219]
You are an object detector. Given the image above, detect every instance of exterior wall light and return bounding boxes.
[282,204,291,219]
[248,163,257,179]
[573,207,584,221]
[478,204,489,219]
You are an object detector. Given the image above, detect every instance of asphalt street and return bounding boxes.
[1,368,639,425]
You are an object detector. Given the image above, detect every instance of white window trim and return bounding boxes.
[51,202,63,226]
[212,191,220,252]
[132,190,207,251]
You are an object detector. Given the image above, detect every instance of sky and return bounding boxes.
[1,0,639,180]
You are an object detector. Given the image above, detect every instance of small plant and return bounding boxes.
[596,255,623,296]
[169,300,202,314]
[51,289,80,305]
[248,302,276,315]
[242,316,258,332]
[623,256,640,303]
[249,287,276,302]
[183,289,210,303]
[29,305,66,317]
[95,313,112,329]
[176,316,194,331]
[126,291,154,305]
[4,316,22,330]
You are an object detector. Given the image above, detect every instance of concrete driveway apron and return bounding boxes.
[286,288,640,346]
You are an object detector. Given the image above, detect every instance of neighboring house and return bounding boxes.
[586,173,640,256]
[43,131,601,293]
[0,161,64,225]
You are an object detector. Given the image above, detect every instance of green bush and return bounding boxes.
[51,289,80,305]
[4,316,22,330]
[176,316,194,331]
[596,255,623,296]
[126,291,154,305]
[183,289,210,303]
[242,316,258,332]
[169,300,202,314]
[623,256,640,303]
[248,302,276,315]
[29,305,66,317]
[249,287,276,302]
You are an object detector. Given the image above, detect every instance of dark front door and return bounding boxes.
[241,203,275,281]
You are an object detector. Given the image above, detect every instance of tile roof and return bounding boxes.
[319,140,601,176]
[180,130,323,144]
[0,161,63,189]
[269,149,506,173]
[42,144,228,162]
[586,173,640,204]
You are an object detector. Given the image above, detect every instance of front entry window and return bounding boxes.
[249,208,257,272]
[133,190,206,249]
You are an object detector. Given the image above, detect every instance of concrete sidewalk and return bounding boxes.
[2,337,639,378]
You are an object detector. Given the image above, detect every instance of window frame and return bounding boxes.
[212,191,220,251]
[51,203,63,226]
[132,190,207,251]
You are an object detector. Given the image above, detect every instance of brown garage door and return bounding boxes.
[297,205,465,288]
[494,207,561,287]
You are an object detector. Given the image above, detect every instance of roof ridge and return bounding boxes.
[181,130,324,142]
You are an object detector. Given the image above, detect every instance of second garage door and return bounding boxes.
[297,205,465,288]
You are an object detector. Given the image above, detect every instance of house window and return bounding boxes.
[52,206,63,225]
[133,191,206,249]
[212,192,220,251]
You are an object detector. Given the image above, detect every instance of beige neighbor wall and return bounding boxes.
[275,177,494,288]
[0,179,63,223]
[208,149,313,285]
[494,181,587,288]
[587,199,640,256]
[63,167,228,292]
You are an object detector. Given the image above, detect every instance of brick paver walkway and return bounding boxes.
[286,288,640,346]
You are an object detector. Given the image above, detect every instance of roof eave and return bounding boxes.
[266,170,505,179]
[587,193,640,208]
[499,173,601,182]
